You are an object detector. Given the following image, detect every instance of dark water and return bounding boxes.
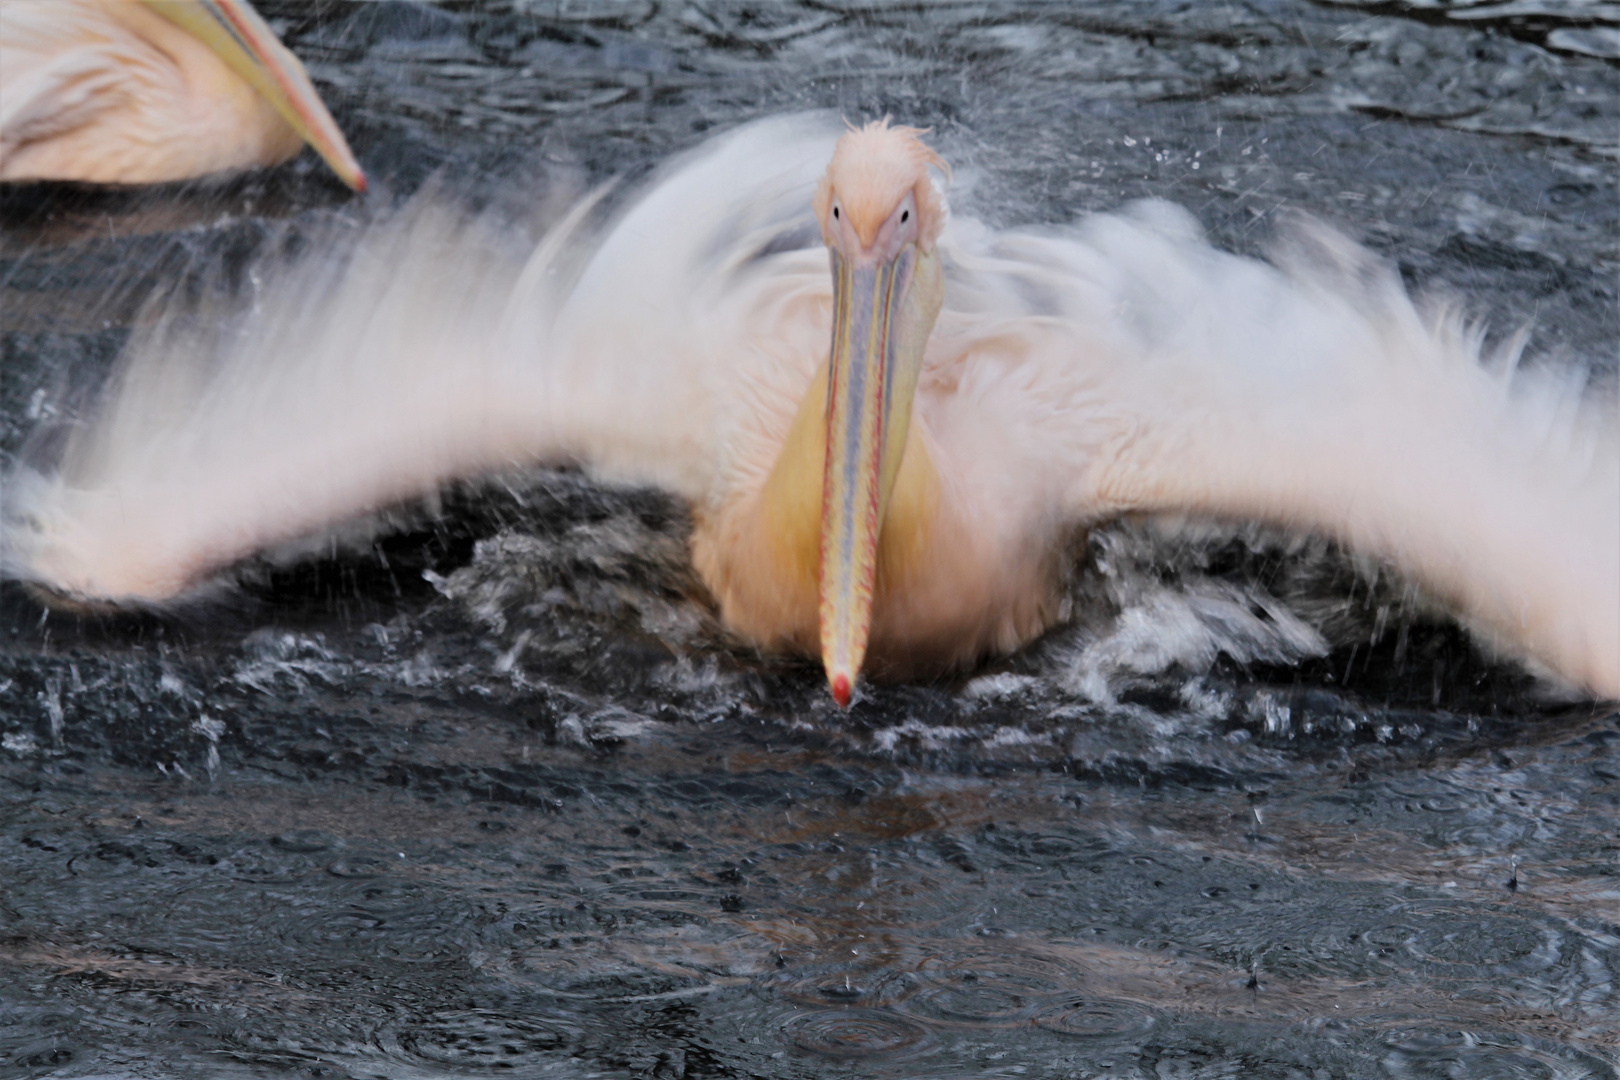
[2,2,1617,1076]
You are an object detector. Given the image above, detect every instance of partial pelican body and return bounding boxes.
[3,117,1615,700]
[0,0,363,188]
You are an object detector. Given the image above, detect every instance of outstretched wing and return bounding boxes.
[934,202,1618,696]
[1,114,840,602]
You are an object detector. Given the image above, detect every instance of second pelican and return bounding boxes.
[0,0,363,188]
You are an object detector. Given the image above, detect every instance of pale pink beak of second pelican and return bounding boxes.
[144,0,366,190]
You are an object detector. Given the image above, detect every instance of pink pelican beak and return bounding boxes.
[818,186,941,706]
[142,0,366,191]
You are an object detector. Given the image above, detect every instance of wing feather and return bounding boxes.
[0,115,840,603]
[932,203,1618,695]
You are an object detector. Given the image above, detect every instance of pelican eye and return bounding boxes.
[833,206,840,220]
[901,210,910,223]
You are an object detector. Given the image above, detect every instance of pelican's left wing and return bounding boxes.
[938,203,1618,697]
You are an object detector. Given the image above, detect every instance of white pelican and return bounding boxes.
[0,0,363,189]
[3,117,1615,702]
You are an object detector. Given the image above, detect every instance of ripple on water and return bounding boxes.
[911,945,1090,995]
[383,1010,580,1070]
[1,1009,82,1077]
[511,946,723,1003]
[1379,1030,1618,1080]
[901,980,1041,1026]
[840,943,1103,1032]
[326,856,389,878]
[1360,908,1563,975]
[251,877,481,964]
[766,940,927,1008]
[532,969,718,1002]
[1029,997,1159,1039]
[781,1008,933,1060]
[774,969,898,1008]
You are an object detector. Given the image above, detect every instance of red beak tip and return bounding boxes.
[831,674,853,708]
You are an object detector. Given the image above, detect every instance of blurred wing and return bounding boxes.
[1,114,841,602]
[934,203,1618,695]
[4,201,542,601]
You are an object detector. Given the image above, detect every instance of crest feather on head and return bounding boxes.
[813,118,948,251]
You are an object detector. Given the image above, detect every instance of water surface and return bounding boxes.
[1,1,1616,1076]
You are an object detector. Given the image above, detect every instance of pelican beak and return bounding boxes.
[142,0,366,191]
[819,238,935,706]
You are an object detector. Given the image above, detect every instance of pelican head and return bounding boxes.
[812,121,947,705]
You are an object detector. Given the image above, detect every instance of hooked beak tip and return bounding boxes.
[830,672,853,708]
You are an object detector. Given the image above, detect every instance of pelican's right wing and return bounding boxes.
[947,203,1618,696]
[3,201,549,601]
[1,115,840,604]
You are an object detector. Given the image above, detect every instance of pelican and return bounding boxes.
[3,117,1615,702]
[0,0,363,189]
